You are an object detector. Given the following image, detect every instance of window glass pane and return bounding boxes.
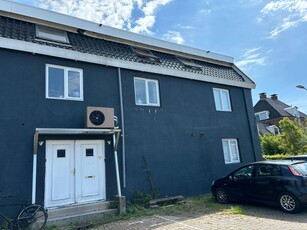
[222,140,231,163]
[259,112,269,120]
[221,91,230,111]
[86,149,94,157]
[234,165,254,179]
[213,90,222,110]
[57,149,66,158]
[68,70,81,98]
[230,140,239,161]
[293,162,307,175]
[48,67,64,98]
[148,81,158,104]
[37,25,68,43]
[135,79,146,105]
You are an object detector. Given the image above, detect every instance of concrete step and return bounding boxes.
[46,201,117,228]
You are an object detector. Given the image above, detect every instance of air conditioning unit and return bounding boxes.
[85,107,114,128]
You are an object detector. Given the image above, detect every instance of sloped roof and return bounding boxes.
[0,15,247,84]
[254,97,307,119]
[256,122,270,135]
[0,0,256,89]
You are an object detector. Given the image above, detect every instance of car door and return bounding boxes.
[248,164,281,204]
[228,165,255,201]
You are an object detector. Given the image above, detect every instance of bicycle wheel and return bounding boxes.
[17,204,47,230]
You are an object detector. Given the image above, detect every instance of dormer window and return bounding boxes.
[177,57,202,71]
[255,111,269,121]
[267,125,280,135]
[132,47,160,63]
[36,25,69,44]
[284,106,299,117]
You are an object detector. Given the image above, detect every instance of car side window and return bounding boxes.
[233,165,254,180]
[255,164,281,177]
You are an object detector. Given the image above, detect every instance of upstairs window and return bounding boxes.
[255,111,269,121]
[284,106,299,117]
[36,25,69,44]
[132,47,160,63]
[222,139,240,164]
[46,64,83,101]
[267,125,280,135]
[177,57,203,71]
[213,88,231,112]
[134,77,160,106]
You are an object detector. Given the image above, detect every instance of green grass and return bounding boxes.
[52,194,247,229]
[223,205,246,215]
[105,194,245,220]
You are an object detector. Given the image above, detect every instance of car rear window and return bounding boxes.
[292,162,307,175]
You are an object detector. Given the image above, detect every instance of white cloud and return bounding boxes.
[236,47,267,70]
[37,0,172,35]
[260,0,307,39]
[162,31,184,44]
[130,0,172,34]
[38,0,135,29]
[174,24,195,30]
[198,9,212,15]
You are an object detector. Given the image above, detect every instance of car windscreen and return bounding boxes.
[292,162,307,175]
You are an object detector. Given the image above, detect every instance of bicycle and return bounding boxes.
[0,195,48,230]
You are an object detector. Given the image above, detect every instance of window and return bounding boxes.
[213,88,231,111]
[255,111,269,121]
[36,25,69,44]
[46,64,83,101]
[177,57,203,71]
[255,165,281,177]
[222,139,240,164]
[132,47,160,63]
[284,106,299,117]
[267,125,280,135]
[233,165,254,180]
[134,77,160,106]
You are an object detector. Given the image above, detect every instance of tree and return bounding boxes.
[260,134,283,155]
[278,117,306,155]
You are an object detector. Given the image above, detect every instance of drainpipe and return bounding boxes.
[32,131,39,204]
[118,68,126,187]
[113,133,122,196]
[243,89,260,161]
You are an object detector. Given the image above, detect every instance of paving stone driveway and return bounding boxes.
[93,205,307,230]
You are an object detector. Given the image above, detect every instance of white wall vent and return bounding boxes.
[85,107,114,128]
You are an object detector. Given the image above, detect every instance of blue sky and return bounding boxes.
[13,0,307,113]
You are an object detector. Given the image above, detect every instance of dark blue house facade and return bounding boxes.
[0,0,261,217]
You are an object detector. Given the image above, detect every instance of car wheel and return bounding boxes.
[215,188,229,204]
[278,192,301,213]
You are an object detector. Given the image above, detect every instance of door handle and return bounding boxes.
[86,176,95,179]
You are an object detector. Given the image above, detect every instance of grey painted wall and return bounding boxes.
[120,69,262,198]
[0,48,261,210]
[0,49,121,207]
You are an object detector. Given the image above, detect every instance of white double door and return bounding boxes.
[45,140,105,208]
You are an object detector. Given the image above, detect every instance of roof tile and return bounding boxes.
[0,16,245,82]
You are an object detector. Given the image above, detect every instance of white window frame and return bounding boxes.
[267,125,280,135]
[213,88,232,112]
[36,25,69,44]
[46,64,83,101]
[255,111,269,121]
[222,139,240,164]
[134,77,160,106]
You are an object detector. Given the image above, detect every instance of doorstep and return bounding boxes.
[46,201,117,227]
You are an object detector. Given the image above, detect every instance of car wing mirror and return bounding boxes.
[229,175,233,180]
